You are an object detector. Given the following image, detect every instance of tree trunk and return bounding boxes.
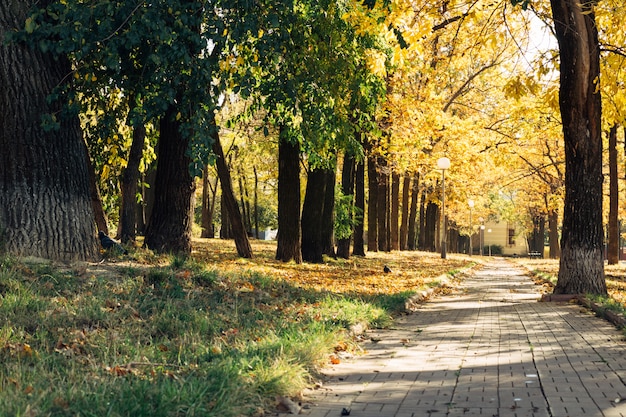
[302,167,328,263]
[551,0,606,295]
[400,173,410,250]
[407,172,420,251]
[119,119,146,244]
[418,190,427,250]
[220,192,231,239]
[367,155,378,252]
[82,138,108,235]
[200,166,217,238]
[377,158,388,251]
[210,121,252,258]
[548,208,560,259]
[253,166,260,239]
[337,152,356,258]
[144,106,195,255]
[529,212,546,255]
[390,172,400,250]
[321,168,336,257]
[425,201,438,252]
[275,132,302,263]
[0,0,98,261]
[353,159,366,256]
[608,124,619,265]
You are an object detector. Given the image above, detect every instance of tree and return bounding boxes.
[144,105,195,254]
[607,124,619,265]
[210,116,253,258]
[0,0,98,261]
[550,0,606,295]
[275,133,302,263]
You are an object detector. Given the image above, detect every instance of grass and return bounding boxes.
[514,257,626,329]
[0,239,472,416]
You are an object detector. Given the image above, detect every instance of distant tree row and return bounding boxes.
[1,0,624,296]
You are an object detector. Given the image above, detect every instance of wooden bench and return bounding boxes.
[528,251,542,259]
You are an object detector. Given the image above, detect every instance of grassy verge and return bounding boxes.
[514,257,626,332]
[0,239,471,416]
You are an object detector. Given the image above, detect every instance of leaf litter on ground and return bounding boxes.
[0,239,474,416]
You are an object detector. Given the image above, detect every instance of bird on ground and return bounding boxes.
[383,265,392,273]
[98,231,128,255]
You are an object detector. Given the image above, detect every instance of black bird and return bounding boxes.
[98,231,128,255]
[383,265,392,273]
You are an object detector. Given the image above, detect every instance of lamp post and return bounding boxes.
[437,157,451,259]
[480,223,485,256]
[468,199,474,256]
[487,229,492,256]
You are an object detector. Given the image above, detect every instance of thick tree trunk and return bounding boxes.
[608,125,619,265]
[337,152,356,258]
[367,155,378,252]
[301,167,329,263]
[0,1,98,261]
[551,0,605,294]
[144,106,195,255]
[407,173,419,250]
[211,123,252,258]
[353,159,366,256]
[390,172,400,250]
[119,120,146,244]
[275,133,302,263]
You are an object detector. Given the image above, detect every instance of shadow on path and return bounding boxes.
[295,258,626,417]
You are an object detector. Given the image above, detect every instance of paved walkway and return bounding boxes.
[297,259,626,417]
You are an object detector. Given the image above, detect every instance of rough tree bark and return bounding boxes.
[0,0,98,261]
[275,132,302,263]
[144,105,195,255]
[551,0,606,295]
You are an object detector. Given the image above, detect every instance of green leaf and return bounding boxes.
[24,17,37,34]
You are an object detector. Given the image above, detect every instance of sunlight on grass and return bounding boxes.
[0,240,474,416]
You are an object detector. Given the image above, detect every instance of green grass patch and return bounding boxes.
[0,252,420,416]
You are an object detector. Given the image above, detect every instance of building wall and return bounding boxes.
[474,220,528,256]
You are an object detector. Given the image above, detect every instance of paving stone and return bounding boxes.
[297,259,626,417]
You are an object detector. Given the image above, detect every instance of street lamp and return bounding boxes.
[437,157,451,259]
[480,224,485,256]
[468,199,474,256]
[487,229,492,256]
